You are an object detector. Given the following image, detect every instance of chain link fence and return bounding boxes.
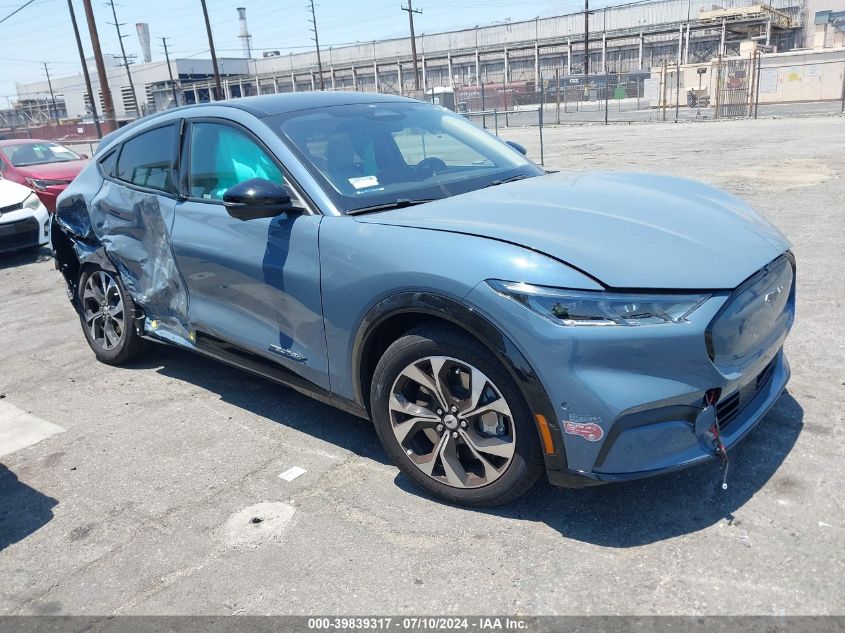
[454,57,843,126]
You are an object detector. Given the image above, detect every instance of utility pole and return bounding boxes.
[81,0,116,131]
[200,0,223,100]
[43,63,60,128]
[308,0,325,90]
[106,0,139,118]
[584,0,590,77]
[401,0,422,91]
[67,0,102,138]
[161,37,179,107]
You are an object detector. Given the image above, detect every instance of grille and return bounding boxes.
[0,217,40,251]
[0,202,23,216]
[716,358,776,428]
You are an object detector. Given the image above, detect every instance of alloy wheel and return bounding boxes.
[82,270,125,351]
[388,355,517,489]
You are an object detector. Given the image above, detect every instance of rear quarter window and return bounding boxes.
[98,149,118,178]
[115,124,178,194]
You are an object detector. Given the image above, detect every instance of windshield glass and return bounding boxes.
[268,101,542,214]
[1,142,81,167]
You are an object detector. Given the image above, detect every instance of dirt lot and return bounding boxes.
[1,116,843,615]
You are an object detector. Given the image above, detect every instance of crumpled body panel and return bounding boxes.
[54,172,193,348]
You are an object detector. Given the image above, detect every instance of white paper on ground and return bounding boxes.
[278,466,307,482]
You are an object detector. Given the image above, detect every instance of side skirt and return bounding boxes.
[182,331,370,420]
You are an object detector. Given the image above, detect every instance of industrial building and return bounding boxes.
[4,0,845,132]
[3,54,249,130]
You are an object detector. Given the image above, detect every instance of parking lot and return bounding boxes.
[1,115,843,615]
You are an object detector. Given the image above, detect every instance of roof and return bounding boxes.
[0,138,52,146]
[92,92,419,155]
[222,91,416,117]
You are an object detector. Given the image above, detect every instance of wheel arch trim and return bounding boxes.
[350,290,567,470]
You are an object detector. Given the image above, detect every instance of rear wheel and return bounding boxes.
[370,325,543,506]
[78,267,148,364]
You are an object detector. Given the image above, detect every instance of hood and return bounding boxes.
[354,172,791,289]
[0,178,33,205]
[14,159,88,181]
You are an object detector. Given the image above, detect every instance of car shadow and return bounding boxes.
[137,345,390,466]
[0,463,59,552]
[0,245,52,271]
[130,345,802,546]
[396,391,804,547]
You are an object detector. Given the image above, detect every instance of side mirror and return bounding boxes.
[506,140,528,156]
[79,153,89,159]
[222,178,297,221]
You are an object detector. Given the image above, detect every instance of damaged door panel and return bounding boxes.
[89,178,191,346]
[54,121,193,347]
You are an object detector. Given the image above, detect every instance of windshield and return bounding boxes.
[268,101,542,214]
[1,142,81,167]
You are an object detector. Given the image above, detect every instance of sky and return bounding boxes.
[0,0,623,101]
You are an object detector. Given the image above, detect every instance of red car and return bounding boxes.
[0,139,89,212]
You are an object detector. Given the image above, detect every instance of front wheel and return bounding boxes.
[370,325,544,506]
[78,266,149,365]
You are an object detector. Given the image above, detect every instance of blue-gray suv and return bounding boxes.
[52,93,795,505]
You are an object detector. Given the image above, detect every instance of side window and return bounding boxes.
[98,148,118,178]
[188,122,287,201]
[116,124,177,193]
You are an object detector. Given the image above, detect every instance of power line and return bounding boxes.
[81,0,117,130]
[161,37,180,107]
[199,0,223,99]
[584,0,592,76]
[0,0,37,25]
[106,0,139,117]
[42,62,60,126]
[67,0,102,138]
[401,0,423,91]
[307,0,325,90]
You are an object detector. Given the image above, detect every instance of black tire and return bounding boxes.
[370,324,544,506]
[77,266,149,365]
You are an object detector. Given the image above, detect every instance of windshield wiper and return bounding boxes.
[346,198,438,216]
[485,173,534,188]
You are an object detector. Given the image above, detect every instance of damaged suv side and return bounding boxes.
[53,93,795,506]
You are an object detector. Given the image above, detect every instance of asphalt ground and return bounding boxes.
[1,115,843,615]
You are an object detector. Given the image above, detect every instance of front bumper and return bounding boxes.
[547,350,789,486]
[0,205,50,253]
[33,185,69,213]
[464,257,795,487]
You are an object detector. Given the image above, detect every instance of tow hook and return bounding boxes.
[698,389,729,491]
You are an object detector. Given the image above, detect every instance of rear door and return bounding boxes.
[170,117,329,390]
[89,121,192,344]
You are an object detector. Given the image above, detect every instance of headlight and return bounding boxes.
[25,178,69,191]
[488,280,709,326]
[23,192,42,211]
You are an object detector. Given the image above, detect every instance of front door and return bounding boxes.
[170,119,328,390]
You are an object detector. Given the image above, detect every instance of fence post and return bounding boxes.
[604,67,609,125]
[538,72,545,167]
[493,109,498,137]
[481,82,486,129]
[714,55,722,120]
[747,50,755,118]
[563,80,568,114]
[661,61,668,122]
[840,61,845,114]
[754,51,762,119]
[675,60,681,122]
[555,68,561,125]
